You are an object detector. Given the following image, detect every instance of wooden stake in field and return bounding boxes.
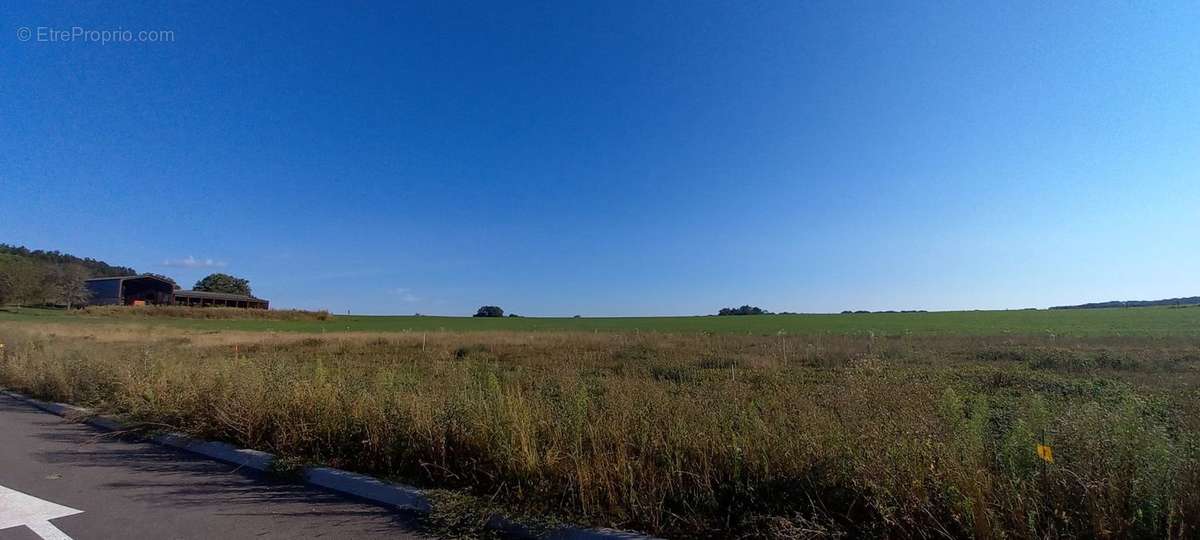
[1037,428,1054,485]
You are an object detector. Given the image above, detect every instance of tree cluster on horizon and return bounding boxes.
[717,305,771,316]
[474,305,504,317]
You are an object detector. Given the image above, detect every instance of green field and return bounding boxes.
[3,305,1199,336]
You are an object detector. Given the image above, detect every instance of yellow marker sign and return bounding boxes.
[1036,444,1054,464]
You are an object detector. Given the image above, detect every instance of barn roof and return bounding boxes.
[173,290,266,302]
[85,274,175,286]
[84,275,134,282]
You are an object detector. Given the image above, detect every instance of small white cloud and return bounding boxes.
[161,256,227,269]
[390,288,420,303]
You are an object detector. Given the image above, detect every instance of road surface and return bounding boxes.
[0,393,427,539]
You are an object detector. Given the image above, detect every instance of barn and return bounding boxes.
[84,275,176,306]
[83,275,270,309]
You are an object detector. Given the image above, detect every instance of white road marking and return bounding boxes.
[25,521,74,540]
[0,484,82,540]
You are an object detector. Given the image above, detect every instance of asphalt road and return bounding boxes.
[0,394,427,539]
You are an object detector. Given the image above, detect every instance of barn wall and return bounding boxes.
[84,280,122,305]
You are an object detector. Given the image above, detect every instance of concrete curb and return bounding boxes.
[0,389,658,540]
[304,467,431,513]
[151,433,277,472]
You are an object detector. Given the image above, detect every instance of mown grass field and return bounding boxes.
[1,306,1199,537]
[3,304,1200,337]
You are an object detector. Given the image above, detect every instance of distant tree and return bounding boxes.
[717,305,770,316]
[474,305,504,318]
[143,273,181,290]
[19,265,48,306]
[507,313,522,318]
[36,271,59,305]
[194,273,252,296]
[0,257,46,307]
[0,258,16,306]
[49,264,92,309]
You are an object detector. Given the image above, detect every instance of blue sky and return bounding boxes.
[2,2,1197,315]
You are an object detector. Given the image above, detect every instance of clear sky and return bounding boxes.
[2,2,1197,315]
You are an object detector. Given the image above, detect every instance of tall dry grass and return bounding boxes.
[0,324,1197,538]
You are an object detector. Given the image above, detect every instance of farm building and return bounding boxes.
[173,290,269,309]
[84,275,176,306]
[83,275,270,309]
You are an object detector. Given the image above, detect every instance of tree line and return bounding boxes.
[1050,296,1200,310]
[717,305,770,316]
[0,244,136,277]
[0,253,93,308]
